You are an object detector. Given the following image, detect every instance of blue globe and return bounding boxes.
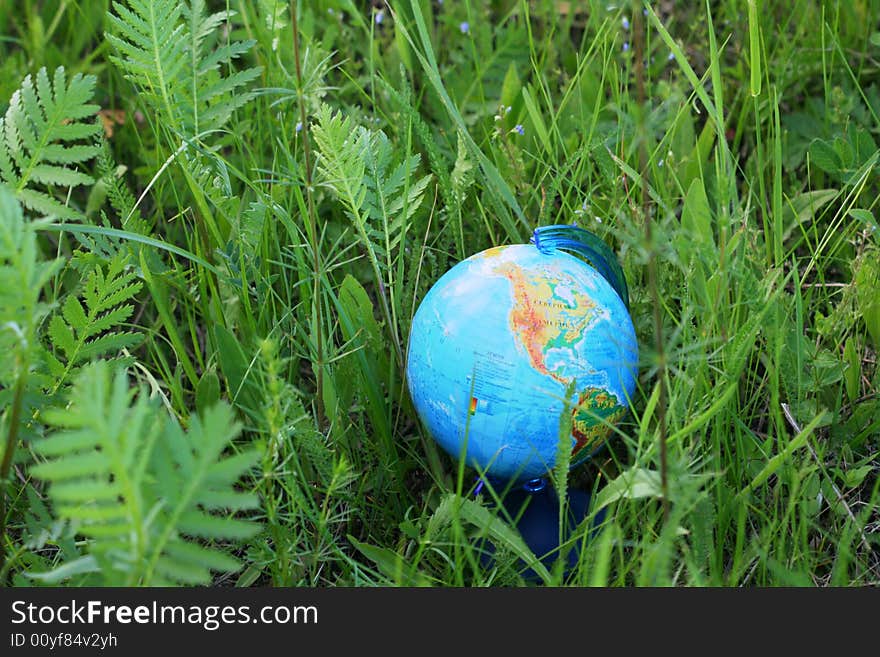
[406,235,638,483]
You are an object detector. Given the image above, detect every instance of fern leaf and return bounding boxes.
[195,489,259,511]
[76,332,141,360]
[61,296,89,331]
[312,105,369,221]
[153,555,211,585]
[46,252,143,392]
[0,67,101,218]
[361,126,432,262]
[31,362,261,585]
[47,316,77,359]
[164,540,241,572]
[106,0,186,125]
[108,0,261,137]
[82,307,134,338]
[176,510,258,540]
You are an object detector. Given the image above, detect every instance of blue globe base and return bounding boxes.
[478,479,606,582]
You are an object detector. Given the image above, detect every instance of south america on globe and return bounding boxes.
[406,225,638,483]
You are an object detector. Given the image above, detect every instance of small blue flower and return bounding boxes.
[460,21,469,34]
[668,51,675,61]
[295,121,303,133]
[375,10,384,25]
[622,16,630,30]
[622,41,629,52]
[513,124,524,136]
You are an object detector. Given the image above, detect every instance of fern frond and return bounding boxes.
[107,0,261,137]
[45,252,143,391]
[312,105,370,221]
[31,361,261,585]
[0,68,101,219]
[313,105,432,369]
[314,105,431,267]
[363,134,431,255]
[105,0,186,129]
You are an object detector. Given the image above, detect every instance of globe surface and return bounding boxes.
[406,243,638,482]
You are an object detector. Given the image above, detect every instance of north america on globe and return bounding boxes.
[407,242,638,482]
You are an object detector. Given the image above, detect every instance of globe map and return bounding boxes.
[406,243,638,483]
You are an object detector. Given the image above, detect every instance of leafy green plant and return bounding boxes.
[29,361,261,585]
[46,253,143,393]
[0,185,63,578]
[312,103,431,367]
[106,0,261,138]
[0,66,101,218]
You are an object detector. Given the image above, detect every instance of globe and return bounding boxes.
[406,227,638,483]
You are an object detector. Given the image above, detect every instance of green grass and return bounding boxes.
[0,0,878,586]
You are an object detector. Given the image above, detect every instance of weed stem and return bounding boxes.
[291,1,326,428]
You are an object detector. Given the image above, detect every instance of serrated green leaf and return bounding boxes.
[0,66,100,210]
[16,188,81,219]
[29,165,94,187]
[195,489,259,511]
[62,295,89,331]
[177,510,259,539]
[50,480,123,503]
[25,556,100,583]
[48,314,76,356]
[204,449,261,486]
[35,428,100,456]
[77,331,142,360]
[41,144,101,165]
[153,555,213,585]
[28,361,260,585]
[83,305,135,339]
[32,452,112,481]
[107,0,260,136]
[43,349,66,377]
[164,540,242,572]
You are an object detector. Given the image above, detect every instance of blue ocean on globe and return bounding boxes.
[406,239,638,483]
